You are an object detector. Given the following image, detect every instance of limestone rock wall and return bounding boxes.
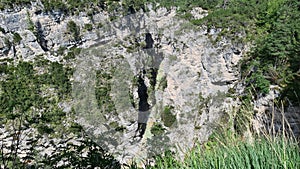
[0,5,246,164]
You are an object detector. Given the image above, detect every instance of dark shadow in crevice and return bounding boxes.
[144,33,154,49]
[35,21,48,51]
[133,33,162,139]
[135,74,150,138]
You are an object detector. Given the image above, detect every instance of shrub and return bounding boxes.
[84,23,93,31]
[95,71,116,113]
[246,71,270,96]
[13,32,22,44]
[42,0,68,13]
[67,20,81,42]
[150,123,165,136]
[27,11,35,32]
[161,105,176,127]
[159,76,167,90]
[64,47,81,60]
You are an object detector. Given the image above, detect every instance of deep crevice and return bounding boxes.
[137,74,150,112]
[135,72,151,139]
[144,33,154,49]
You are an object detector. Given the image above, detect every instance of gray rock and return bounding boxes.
[0,38,4,49]
[20,30,36,42]
[2,9,29,31]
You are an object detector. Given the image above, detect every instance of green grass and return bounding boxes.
[131,132,300,169]
[184,135,299,169]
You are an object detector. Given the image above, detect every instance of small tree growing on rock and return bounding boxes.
[67,20,81,42]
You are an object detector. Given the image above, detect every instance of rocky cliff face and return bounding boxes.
[0,4,258,165]
[71,7,247,162]
[0,5,246,163]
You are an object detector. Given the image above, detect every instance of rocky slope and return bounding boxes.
[1,3,299,167]
[71,7,246,163]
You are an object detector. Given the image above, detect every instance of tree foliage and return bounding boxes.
[0,60,119,168]
[67,20,81,42]
[242,0,300,103]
